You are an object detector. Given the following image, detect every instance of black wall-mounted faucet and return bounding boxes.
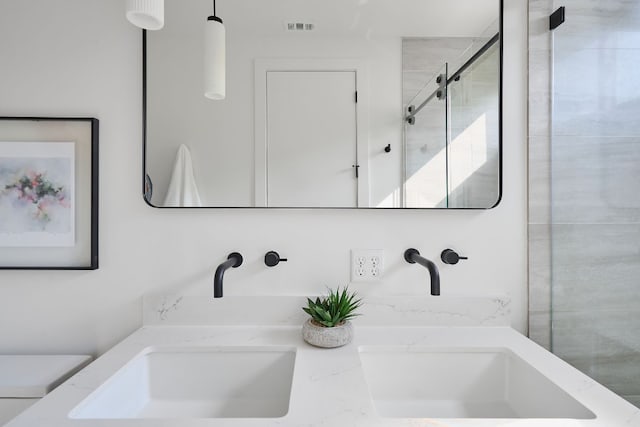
[214,252,243,298]
[404,248,440,296]
[265,251,287,267]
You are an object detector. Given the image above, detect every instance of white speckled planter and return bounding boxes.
[302,319,354,348]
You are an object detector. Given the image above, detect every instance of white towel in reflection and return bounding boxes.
[163,144,203,207]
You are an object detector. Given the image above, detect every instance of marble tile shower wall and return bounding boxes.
[528,0,640,408]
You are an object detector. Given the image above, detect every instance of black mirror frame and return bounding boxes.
[141,0,503,210]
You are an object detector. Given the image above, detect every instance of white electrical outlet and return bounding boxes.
[351,249,384,282]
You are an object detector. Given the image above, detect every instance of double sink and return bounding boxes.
[70,345,594,421]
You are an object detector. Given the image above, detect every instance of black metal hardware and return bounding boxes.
[265,251,288,267]
[208,0,223,24]
[436,72,447,100]
[406,105,416,125]
[355,91,358,103]
[404,31,499,137]
[550,7,565,31]
[406,88,439,124]
[214,252,243,298]
[407,30,497,123]
[352,164,360,178]
[384,144,391,153]
[440,249,468,265]
[447,33,500,84]
[404,248,440,296]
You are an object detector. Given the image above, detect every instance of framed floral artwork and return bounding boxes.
[0,117,98,270]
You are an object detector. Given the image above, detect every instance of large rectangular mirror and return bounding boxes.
[143,0,502,208]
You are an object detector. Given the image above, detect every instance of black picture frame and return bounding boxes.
[0,117,99,270]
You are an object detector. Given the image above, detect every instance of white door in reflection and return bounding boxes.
[266,71,358,207]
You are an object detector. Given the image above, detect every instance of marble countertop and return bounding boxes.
[7,323,640,427]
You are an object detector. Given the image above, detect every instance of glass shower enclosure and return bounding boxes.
[550,0,640,408]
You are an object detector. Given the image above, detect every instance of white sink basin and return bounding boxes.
[70,346,296,419]
[359,346,595,419]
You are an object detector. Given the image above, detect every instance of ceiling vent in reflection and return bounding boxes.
[285,22,315,32]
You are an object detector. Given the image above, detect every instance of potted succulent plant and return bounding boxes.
[302,287,362,348]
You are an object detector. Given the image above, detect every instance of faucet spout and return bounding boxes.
[214,252,243,298]
[404,248,440,296]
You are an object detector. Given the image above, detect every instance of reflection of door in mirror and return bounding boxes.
[264,71,358,207]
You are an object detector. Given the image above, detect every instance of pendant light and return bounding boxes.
[204,0,226,100]
[126,0,164,30]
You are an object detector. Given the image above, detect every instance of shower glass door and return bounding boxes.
[550,0,640,408]
[447,40,501,208]
[404,64,449,208]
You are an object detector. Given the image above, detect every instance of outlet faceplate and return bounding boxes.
[351,249,384,282]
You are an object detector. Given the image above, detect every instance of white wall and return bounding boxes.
[0,0,528,356]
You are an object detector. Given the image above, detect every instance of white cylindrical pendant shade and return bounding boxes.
[204,18,226,100]
[126,0,164,31]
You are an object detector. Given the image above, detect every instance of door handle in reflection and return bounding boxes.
[351,164,360,178]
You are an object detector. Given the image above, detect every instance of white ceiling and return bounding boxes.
[165,0,499,38]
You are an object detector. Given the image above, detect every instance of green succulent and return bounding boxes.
[303,287,362,328]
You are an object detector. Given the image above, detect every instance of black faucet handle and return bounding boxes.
[441,249,467,265]
[265,251,287,267]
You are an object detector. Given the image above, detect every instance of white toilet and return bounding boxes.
[0,355,91,426]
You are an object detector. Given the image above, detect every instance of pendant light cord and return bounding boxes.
[207,0,222,23]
